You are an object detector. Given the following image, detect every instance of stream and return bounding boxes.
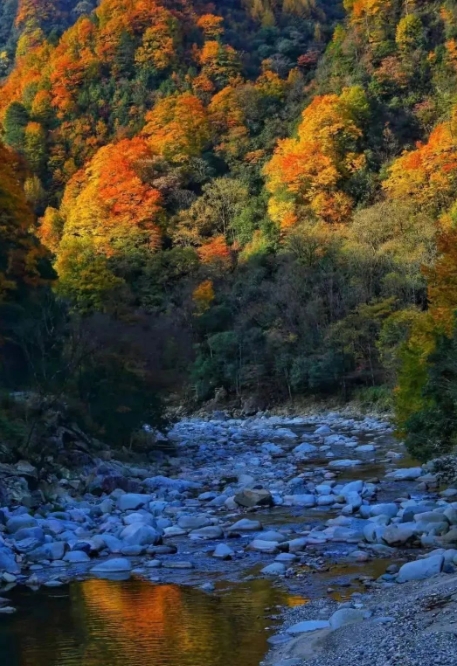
[0,411,448,666]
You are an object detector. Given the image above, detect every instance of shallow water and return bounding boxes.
[0,578,306,666]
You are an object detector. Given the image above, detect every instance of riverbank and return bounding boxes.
[1,410,457,664]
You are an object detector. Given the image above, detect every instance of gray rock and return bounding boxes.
[286,620,330,635]
[293,443,318,455]
[213,543,234,559]
[329,608,365,630]
[228,518,262,532]
[118,494,151,512]
[369,503,398,519]
[249,539,279,553]
[234,488,273,508]
[120,524,162,546]
[315,425,333,435]
[383,523,417,546]
[328,459,362,468]
[28,542,66,562]
[177,514,213,530]
[262,562,286,575]
[397,554,444,583]
[287,537,308,553]
[91,558,132,573]
[6,514,37,534]
[0,550,20,574]
[391,467,423,481]
[189,526,223,540]
[64,550,90,563]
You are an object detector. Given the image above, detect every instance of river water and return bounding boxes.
[0,578,306,666]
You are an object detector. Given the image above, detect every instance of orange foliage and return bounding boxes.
[192,279,215,313]
[198,235,231,266]
[264,88,368,226]
[384,110,457,210]
[197,14,224,38]
[143,93,211,163]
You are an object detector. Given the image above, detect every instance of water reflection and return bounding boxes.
[0,578,305,666]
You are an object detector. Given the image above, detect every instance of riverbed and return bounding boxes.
[0,410,454,666]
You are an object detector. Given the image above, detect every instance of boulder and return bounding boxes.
[28,542,66,561]
[286,620,330,635]
[329,608,365,630]
[120,524,162,546]
[248,539,279,553]
[0,550,20,574]
[177,514,213,530]
[383,523,417,547]
[91,558,132,574]
[262,562,286,575]
[234,488,273,508]
[189,526,223,540]
[293,443,318,455]
[369,504,398,519]
[64,550,90,563]
[6,514,37,534]
[213,543,234,560]
[397,554,444,583]
[228,518,262,532]
[117,494,151,512]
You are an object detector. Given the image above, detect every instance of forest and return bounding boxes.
[1,0,457,461]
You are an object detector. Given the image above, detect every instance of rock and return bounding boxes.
[397,554,444,583]
[287,537,308,553]
[0,606,16,614]
[355,444,375,452]
[369,503,398,519]
[91,558,132,574]
[228,518,262,532]
[390,467,423,481]
[189,526,223,540]
[14,527,45,543]
[163,526,187,538]
[120,524,162,547]
[213,544,234,559]
[329,608,365,630]
[341,480,364,495]
[64,550,90,563]
[234,488,273,508]
[383,523,417,547]
[177,515,213,530]
[28,542,66,562]
[6,514,37,534]
[315,425,333,435]
[117,494,151,512]
[286,620,330,635]
[262,562,286,575]
[249,539,279,553]
[285,494,315,507]
[162,561,193,569]
[317,495,335,506]
[0,550,20,575]
[276,552,297,562]
[328,459,362,468]
[293,443,318,455]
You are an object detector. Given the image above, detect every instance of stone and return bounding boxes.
[189,526,223,540]
[91,558,132,574]
[315,425,333,435]
[162,561,193,569]
[249,539,279,554]
[329,608,365,630]
[120,524,162,547]
[262,562,286,575]
[328,459,362,468]
[341,480,364,495]
[163,526,187,538]
[117,494,151,512]
[293,443,318,455]
[28,542,66,562]
[213,543,234,559]
[6,514,37,534]
[234,488,273,508]
[286,494,315,507]
[275,552,297,562]
[317,495,335,506]
[391,467,423,481]
[286,620,330,635]
[63,550,91,563]
[369,504,398,519]
[177,515,213,530]
[0,551,20,575]
[382,523,417,547]
[397,554,444,583]
[228,519,262,532]
[287,538,308,553]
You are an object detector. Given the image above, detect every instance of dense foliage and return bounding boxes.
[3,0,457,456]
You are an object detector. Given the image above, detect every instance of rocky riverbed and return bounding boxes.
[1,411,457,663]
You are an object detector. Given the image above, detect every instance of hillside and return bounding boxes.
[1,0,457,459]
